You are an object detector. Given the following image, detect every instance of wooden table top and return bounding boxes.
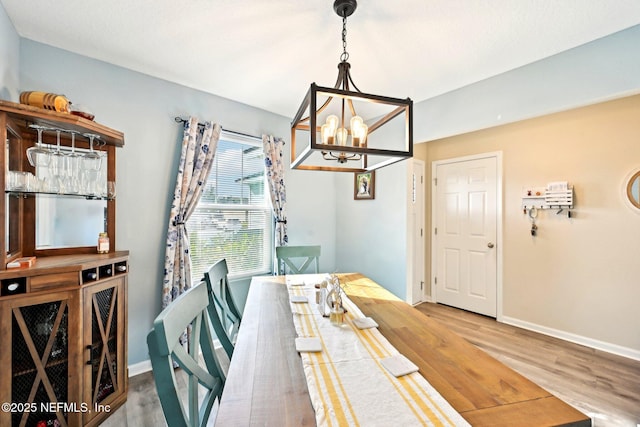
[214,273,591,426]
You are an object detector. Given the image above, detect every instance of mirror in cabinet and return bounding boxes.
[36,196,107,249]
[31,130,111,250]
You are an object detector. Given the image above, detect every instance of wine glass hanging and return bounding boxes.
[24,124,109,198]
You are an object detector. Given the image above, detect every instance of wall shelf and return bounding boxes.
[522,182,574,210]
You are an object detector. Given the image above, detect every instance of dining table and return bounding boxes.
[214,273,591,426]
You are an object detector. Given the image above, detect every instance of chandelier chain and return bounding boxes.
[340,15,349,62]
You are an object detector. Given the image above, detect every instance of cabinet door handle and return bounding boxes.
[86,344,92,365]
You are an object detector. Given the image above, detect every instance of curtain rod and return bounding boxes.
[174,117,260,140]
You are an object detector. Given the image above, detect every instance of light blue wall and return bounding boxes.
[18,40,337,365]
[0,2,19,100]
[414,24,640,142]
[335,162,408,298]
[284,168,337,262]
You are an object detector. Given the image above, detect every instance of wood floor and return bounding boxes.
[100,352,230,427]
[416,303,640,427]
[100,303,639,427]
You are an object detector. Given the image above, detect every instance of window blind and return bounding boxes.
[187,132,272,283]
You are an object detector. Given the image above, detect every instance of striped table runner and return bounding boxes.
[286,275,470,427]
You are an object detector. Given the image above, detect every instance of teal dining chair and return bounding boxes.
[203,259,241,359]
[147,281,226,427]
[275,245,321,275]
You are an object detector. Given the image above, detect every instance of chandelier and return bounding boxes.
[291,0,413,172]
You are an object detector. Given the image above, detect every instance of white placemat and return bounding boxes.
[290,295,309,303]
[296,337,323,352]
[380,354,420,377]
[352,316,378,329]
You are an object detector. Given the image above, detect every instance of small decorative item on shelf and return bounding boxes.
[6,256,36,269]
[20,91,70,113]
[69,103,95,121]
[97,232,110,254]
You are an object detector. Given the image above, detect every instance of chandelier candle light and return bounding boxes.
[291,0,414,172]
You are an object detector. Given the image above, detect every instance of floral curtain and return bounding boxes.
[262,135,288,249]
[162,117,220,308]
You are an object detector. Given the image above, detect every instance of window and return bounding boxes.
[187,131,272,283]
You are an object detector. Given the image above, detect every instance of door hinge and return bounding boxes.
[421,175,424,184]
[420,281,424,290]
[420,228,423,237]
[434,227,437,235]
[434,277,438,284]
[434,177,437,186]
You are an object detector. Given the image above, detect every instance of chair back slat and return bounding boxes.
[276,245,321,275]
[206,259,242,320]
[147,282,225,427]
[204,259,241,359]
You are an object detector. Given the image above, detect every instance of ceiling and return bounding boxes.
[3,0,640,118]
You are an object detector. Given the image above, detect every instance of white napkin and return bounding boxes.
[352,317,378,329]
[290,295,309,303]
[380,355,419,377]
[295,337,322,352]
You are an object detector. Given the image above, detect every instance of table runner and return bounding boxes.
[286,274,470,427]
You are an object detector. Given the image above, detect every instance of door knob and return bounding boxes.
[487,242,495,248]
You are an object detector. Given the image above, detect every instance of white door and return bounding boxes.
[410,159,425,304]
[433,155,498,317]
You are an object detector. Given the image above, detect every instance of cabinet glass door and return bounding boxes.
[5,123,22,258]
[85,278,124,416]
[11,298,71,427]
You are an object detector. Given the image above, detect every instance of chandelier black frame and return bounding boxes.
[290,0,413,172]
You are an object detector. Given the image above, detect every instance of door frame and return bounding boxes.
[430,151,504,321]
[406,158,426,305]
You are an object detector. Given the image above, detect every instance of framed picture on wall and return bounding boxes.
[354,171,375,200]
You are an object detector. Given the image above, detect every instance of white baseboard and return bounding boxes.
[412,296,434,306]
[501,315,640,362]
[127,339,225,378]
[128,359,152,377]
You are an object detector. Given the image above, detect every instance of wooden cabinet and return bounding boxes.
[0,100,128,426]
[0,253,129,427]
